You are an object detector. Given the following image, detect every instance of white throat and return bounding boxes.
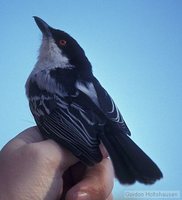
[33,37,73,73]
[25,37,74,97]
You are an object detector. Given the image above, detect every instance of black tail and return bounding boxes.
[99,131,163,184]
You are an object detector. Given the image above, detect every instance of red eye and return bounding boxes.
[59,39,67,46]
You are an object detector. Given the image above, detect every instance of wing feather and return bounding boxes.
[29,84,103,165]
[92,77,131,135]
[75,78,131,135]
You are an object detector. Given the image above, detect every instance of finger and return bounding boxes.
[1,127,43,153]
[15,126,43,143]
[65,162,86,184]
[60,162,86,200]
[34,139,78,172]
[2,129,78,173]
[106,193,113,200]
[65,158,114,200]
[99,143,109,158]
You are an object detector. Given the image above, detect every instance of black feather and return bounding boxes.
[28,77,163,184]
[26,17,163,185]
[99,129,163,184]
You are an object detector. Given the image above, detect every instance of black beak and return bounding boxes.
[33,16,52,37]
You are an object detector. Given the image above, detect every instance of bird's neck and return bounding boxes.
[71,56,93,81]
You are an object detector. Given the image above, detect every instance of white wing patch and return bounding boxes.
[76,81,100,107]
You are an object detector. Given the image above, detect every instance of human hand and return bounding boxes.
[0,127,114,200]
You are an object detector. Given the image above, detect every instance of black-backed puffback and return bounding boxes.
[26,16,163,184]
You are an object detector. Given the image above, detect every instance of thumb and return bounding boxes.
[35,139,78,173]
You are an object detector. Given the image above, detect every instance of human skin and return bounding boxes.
[0,127,114,200]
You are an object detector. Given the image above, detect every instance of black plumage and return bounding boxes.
[26,16,163,184]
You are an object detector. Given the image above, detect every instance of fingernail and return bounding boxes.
[75,192,90,200]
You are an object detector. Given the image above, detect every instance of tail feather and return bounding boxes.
[99,131,163,184]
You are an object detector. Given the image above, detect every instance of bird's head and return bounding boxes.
[33,16,91,71]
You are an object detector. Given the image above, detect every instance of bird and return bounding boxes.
[25,16,163,184]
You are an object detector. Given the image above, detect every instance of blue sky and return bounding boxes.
[0,0,182,199]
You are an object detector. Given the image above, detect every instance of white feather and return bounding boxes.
[75,81,100,107]
[26,37,74,96]
[35,37,72,71]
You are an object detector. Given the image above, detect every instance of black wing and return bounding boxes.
[28,81,103,166]
[76,77,131,136]
[93,77,131,135]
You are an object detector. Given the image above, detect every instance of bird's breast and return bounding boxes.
[27,69,68,97]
